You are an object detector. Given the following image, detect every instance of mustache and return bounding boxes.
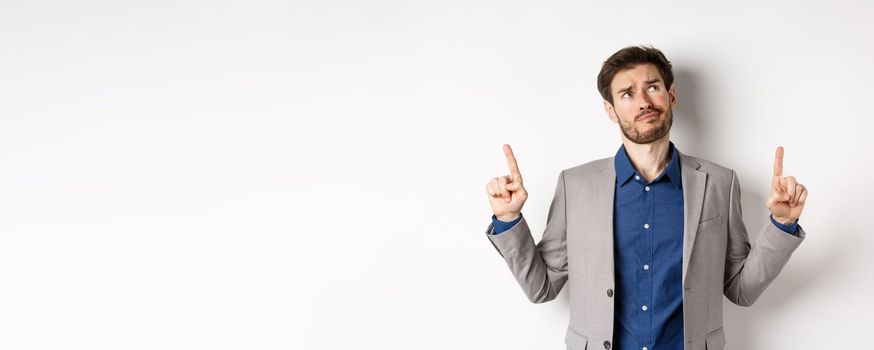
[636,108,664,121]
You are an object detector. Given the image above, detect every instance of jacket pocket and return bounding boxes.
[698,214,723,232]
[564,328,588,350]
[705,326,726,350]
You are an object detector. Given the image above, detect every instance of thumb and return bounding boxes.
[506,181,520,191]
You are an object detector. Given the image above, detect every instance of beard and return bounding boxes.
[618,106,673,144]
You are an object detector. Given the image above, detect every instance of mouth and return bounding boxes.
[638,111,659,122]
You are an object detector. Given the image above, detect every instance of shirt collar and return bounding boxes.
[614,141,682,188]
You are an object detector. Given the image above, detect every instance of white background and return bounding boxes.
[1,0,872,349]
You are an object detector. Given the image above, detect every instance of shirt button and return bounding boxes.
[642,305,648,311]
[642,347,648,350]
[603,341,611,349]
[645,186,650,191]
[634,175,640,181]
[643,264,650,270]
[644,223,650,229]
[606,288,614,297]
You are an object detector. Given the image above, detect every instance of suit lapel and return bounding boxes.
[593,159,616,282]
[679,152,706,284]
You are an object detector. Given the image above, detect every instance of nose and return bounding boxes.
[638,92,653,110]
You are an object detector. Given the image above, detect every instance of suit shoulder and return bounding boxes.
[683,153,736,181]
[562,156,613,178]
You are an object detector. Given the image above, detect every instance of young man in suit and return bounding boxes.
[484,46,807,350]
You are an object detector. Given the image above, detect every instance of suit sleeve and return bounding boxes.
[722,170,805,306]
[484,170,569,304]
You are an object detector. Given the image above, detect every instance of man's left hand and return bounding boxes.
[766,146,808,225]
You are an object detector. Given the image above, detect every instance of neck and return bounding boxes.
[621,134,672,183]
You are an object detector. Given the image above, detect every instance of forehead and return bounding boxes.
[611,63,664,91]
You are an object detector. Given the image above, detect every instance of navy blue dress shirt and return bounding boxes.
[611,142,685,350]
[490,142,798,350]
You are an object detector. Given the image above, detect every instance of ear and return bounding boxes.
[604,100,619,123]
[668,84,677,108]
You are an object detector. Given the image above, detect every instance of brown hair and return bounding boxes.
[597,45,674,105]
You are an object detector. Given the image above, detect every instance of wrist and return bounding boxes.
[496,213,521,222]
[772,215,797,225]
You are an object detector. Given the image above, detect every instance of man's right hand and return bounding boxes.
[486,144,528,222]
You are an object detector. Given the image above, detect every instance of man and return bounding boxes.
[483,46,807,350]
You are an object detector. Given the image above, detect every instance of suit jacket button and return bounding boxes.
[606,289,613,297]
[603,340,611,349]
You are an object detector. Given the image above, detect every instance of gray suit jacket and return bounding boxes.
[485,150,805,350]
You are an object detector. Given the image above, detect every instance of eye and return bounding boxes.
[621,91,632,98]
[646,85,658,92]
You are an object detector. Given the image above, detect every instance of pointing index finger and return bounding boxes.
[503,144,522,182]
[773,146,784,178]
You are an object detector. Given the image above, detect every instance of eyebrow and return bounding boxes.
[616,79,663,95]
[617,85,633,95]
